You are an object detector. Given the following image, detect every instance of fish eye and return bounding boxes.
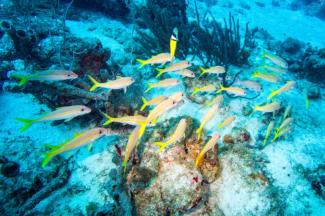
[67,74,71,77]
[81,108,85,112]
[99,130,103,134]
[172,101,176,105]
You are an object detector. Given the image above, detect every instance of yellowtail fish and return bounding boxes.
[277,117,293,133]
[195,134,220,167]
[255,102,281,113]
[192,84,216,96]
[122,126,141,171]
[263,52,288,69]
[11,70,78,86]
[42,128,107,167]
[88,75,134,92]
[237,80,262,92]
[206,95,224,107]
[252,71,279,83]
[199,66,225,77]
[283,105,292,120]
[196,104,219,140]
[170,27,178,59]
[16,105,91,132]
[140,95,167,111]
[101,112,146,126]
[144,78,179,93]
[267,81,295,100]
[217,115,236,129]
[154,118,187,153]
[156,61,191,78]
[263,64,287,74]
[136,53,172,69]
[216,84,246,96]
[263,120,274,145]
[139,92,183,138]
[272,127,290,142]
[173,69,195,78]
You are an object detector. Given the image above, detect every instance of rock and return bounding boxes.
[307,86,321,99]
[0,33,15,59]
[11,59,25,71]
[304,164,325,200]
[1,160,20,177]
[126,166,157,192]
[242,103,253,116]
[303,54,325,82]
[281,37,303,54]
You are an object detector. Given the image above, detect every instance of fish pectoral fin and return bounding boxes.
[87,143,93,151]
[124,87,127,94]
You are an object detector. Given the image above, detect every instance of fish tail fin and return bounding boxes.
[191,87,200,96]
[198,67,206,78]
[88,75,100,91]
[155,68,164,78]
[102,112,114,126]
[140,97,148,111]
[216,84,225,94]
[41,150,56,168]
[15,117,34,132]
[267,90,277,100]
[217,122,223,129]
[138,122,147,140]
[10,73,31,86]
[136,59,147,69]
[195,128,202,140]
[153,142,168,153]
[144,83,154,93]
[195,152,203,167]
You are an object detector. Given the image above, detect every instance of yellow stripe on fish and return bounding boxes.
[42,128,108,167]
[195,134,220,167]
[16,105,91,132]
[154,118,187,153]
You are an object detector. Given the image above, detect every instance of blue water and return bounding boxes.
[0,0,324,215]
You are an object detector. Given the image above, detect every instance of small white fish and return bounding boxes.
[88,75,134,92]
[144,78,179,93]
[173,69,195,78]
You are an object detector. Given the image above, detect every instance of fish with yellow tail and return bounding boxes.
[206,95,224,107]
[154,118,187,153]
[267,81,295,100]
[11,70,78,86]
[144,78,179,93]
[174,69,195,78]
[254,101,281,113]
[16,105,91,132]
[263,120,274,145]
[42,128,108,167]
[170,27,178,59]
[122,126,141,172]
[191,84,216,96]
[252,71,279,83]
[263,51,288,69]
[217,115,236,129]
[262,64,287,74]
[136,53,172,69]
[276,117,293,134]
[88,75,134,92]
[155,61,191,78]
[195,134,220,167]
[216,84,246,96]
[271,127,291,142]
[138,92,184,139]
[140,95,167,111]
[100,112,146,126]
[196,104,219,140]
[199,66,225,77]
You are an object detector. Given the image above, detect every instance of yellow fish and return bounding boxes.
[263,52,288,69]
[206,95,224,107]
[42,127,108,167]
[255,102,281,113]
[139,92,183,139]
[174,69,195,78]
[216,84,246,96]
[16,105,91,132]
[252,71,279,83]
[101,112,146,126]
[88,75,134,92]
[196,104,219,140]
[263,120,274,145]
[276,117,293,133]
[140,95,167,111]
[122,126,141,171]
[170,27,178,59]
[199,66,225,77]
[195,134,220,167]
[11,70,78,86]
[154,118,187,153]
[144,78,179,93]
[192,84,216,96]
[217,115,236,129]
[267,81,295,100]
[136,53,172,69]
[156,61,191,78]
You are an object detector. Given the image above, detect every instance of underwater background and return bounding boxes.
[0,0,325,215]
